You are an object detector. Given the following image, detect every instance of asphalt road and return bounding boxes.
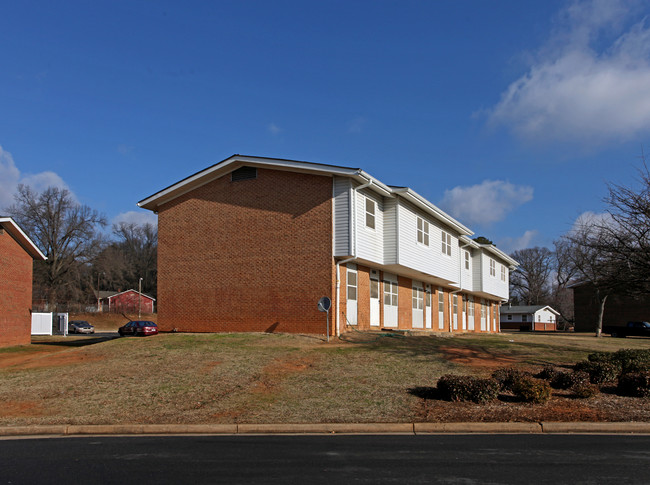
[2,434,649,484]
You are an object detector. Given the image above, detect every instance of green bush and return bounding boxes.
[587,349,650,374]
[436,374,500,404]
[572,382,600,399]
[551,370,590,390]
[617,371,650,397]
[491,367,529,392]
[512,377,552,404]
[536,365,560,381]
[575,360,621,384]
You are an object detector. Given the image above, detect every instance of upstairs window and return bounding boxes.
[501,265,507,282]
[464,250,470,270]
[441,230,452,256]
[417,217,429,246]
[365,197,376,229]
[231,166,257,182]
[489,259,496,277]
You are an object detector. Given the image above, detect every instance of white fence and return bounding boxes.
[31,313,69,335]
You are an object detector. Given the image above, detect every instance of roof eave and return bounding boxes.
[0,217,47,260]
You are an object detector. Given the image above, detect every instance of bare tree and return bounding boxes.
[7,184,106,309]
[509,247,553,305]
[111,221,157,297]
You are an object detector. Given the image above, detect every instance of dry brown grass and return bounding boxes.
[0,331,648,426]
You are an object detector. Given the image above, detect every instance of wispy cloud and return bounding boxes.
[0,145,70,210]
[347,116,366,134]
[112,210,158,227]
[439,180,534,226]
[498,230,540,254]
[268,123,283,135]
[486,0,650,145]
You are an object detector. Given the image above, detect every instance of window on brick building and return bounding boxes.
[347,267,357,301]
[412,285,424,310]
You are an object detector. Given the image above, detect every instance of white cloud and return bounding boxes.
[268,123,282,135]
[0,145,70,211]
[498,230,540,254]
[571,210,615,231]
[439,180,534,226]
[112,210,158,227]
[486,0,650,144]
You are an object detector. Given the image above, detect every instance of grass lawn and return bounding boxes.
[0,331,648,426]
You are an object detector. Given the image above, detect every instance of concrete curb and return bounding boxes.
[1,422,649,438]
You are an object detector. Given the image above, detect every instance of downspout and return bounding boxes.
[335,176,373,337]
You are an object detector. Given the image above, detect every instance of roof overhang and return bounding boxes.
[0,217,47,260]
[480,244,519,268]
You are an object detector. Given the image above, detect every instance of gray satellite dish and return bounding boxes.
[317,296,331,312]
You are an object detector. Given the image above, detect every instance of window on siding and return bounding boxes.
[507,314,512,320]
[384,279,398,306]
[231,166,257,181]
[417,217,429,246]
[522,314,527,322]
[441,230,452,256]
[464,251,470,270]
[489,259,496,277]
[365,197,376,229]
[501,265,507,282]
[347,268,357,301]
[412,285,424,310]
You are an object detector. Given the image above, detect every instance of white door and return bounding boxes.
[438,287,444,330]
[468,297,475,331]
[452,294,458,330]
[480,299,487,331]
[346,264,358,325]
[492,303,498,332]
[370,271,380,327]
[412,282,424,329]
[383,273,398,327]
[425,285,432,329]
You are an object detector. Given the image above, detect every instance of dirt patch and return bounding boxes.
[0,348,103,370]
[200,361,223,374]
[0,401,46,418]
[252,357,316,394]
[441,346,517,369]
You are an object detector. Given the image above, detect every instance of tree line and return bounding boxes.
[509,157,650,336]
[5,184,157,312]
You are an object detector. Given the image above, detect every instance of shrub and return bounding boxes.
[586,349,650,374]
[572,382,600,399]
[617,371,650,398]
[536,365,560,381]
[575,360,620,384]
[512,377,552,404]
[551,370,590,390]
[436,374,499,404]
[492,367,529,392]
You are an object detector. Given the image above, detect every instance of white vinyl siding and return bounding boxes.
[354,187,384,264]
[333,176,351,256]
[383,198,398,265]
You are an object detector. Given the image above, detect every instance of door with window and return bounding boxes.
[425,285,432,329]
[468,296,475,331]
[370,270,380,327]
[346,264,358,325]
[383,273,398,327]
[462,296,467,330]
[480,299,487,331]
[438,288,445,330]
[412,282,424,328]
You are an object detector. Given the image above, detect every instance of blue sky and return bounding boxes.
[2,0,650,253]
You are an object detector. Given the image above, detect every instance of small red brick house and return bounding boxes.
[0,217,47,348]
[138,155,517,335]
[500,305,559,331]
[100,289,156,314]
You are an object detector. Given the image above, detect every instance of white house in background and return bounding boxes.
[500,305,560,332]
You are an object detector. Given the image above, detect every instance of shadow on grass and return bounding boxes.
[31,336,119,348]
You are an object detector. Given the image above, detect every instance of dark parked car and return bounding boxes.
[68,320,95,334]
[603,321,650,338]
[118,321,158,337]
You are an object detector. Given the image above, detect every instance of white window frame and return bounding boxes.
[384,279,398,306]
[347,266,358,301]
[412,284,424,310]
[468,297,474,317]
[365,196,376,230]
[464,250,470,270]
[417,217,430,246]
[489,258,496,277]
[438,289,444,312]
[501,265,506,282]
[441,230,452,256]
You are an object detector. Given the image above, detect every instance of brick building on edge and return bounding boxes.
[138,155,518,336]
[0,217,47,347]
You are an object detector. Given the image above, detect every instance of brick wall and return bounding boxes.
[574,284,650,332]
[109,291,155,314]
[0,231,34,347]
[157,168,334,334]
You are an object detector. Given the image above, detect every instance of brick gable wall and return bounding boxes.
[157,168,334,334]
[0,231,34,347]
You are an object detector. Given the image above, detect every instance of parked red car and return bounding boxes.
[118,321,158,337]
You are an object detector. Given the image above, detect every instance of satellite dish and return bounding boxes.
[317,296,331,312]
